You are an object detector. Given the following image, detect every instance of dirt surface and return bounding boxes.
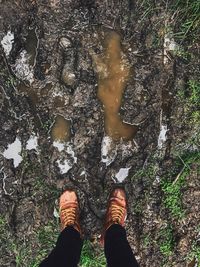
[0,1,199,266]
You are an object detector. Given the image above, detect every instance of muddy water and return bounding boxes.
[94,31,137,141]
[18,83,39,104]
[51,115,70,142]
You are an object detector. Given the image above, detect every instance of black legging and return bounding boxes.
[39,224,139,267]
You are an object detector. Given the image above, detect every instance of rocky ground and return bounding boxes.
[0,1,199,266]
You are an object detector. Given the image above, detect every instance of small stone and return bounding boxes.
[62,64,76,86]
[59,37,72,49]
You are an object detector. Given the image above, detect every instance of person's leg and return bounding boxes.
[40,226,83,267]
[39,190,83,267]
[104,224,139,267]
[102,188,140,267]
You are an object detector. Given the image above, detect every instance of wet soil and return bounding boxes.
[0,1,199,266]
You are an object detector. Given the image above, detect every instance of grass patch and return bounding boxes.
[174,46,192,61]
[186,224,200,265]
[169,0,200,42]
[161,174,185,218]
[188,80,200,106]
[187,241,200,265]
[23,222,60,267]
[131,159,159,182]
[137,0,159,22]
[0,220,60,267]
[187,79,200,125]
[0,216,13,260]
[159,226,174,257]
[177,79,200,129]
[142,233,151,248]
[161,151,200,218]
[80,241,106,267]
[1,211,105,267]
[33,176,61,200]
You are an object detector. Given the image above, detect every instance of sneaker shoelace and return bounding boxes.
[61,207,76,226]
[111,204,125,223]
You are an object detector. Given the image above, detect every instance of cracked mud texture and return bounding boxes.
[0,1,200,267]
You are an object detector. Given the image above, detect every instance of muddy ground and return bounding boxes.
[0,1,199,266]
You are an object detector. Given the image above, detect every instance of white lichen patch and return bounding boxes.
[14,50,34,83]
[158,125,168,149]
[101,136,117,166]
[115,167,131,183]
[1,31,14,56]
[3,137,22,167]
[26,135,38,151]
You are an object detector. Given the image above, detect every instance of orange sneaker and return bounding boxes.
[59,190,81,234]
[101,188,127,243]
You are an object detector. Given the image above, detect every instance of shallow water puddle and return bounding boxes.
[18,82,39,104]
[51,115,71,142]
[93,31,137,141]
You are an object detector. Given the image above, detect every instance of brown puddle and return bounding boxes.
[18,83,39,104]
[93,31,137,141]
[51,115,71,142]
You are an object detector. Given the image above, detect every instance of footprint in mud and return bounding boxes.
[92,31,139,168]
[51,115,77,175]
